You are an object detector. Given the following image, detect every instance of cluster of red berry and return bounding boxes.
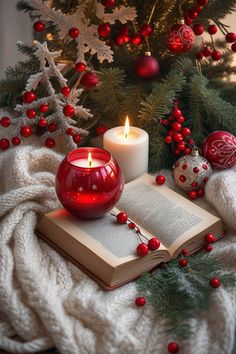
[184,0,209,26]
[161,99,193,157]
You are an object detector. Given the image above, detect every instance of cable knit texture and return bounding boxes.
[0,145,236,354]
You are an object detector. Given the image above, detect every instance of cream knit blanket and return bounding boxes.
[0,145,236,354]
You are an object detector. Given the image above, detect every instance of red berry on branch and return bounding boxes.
[68,27,80,39]
[115,35,124,45]
[177,142,185,151]
[174,148,181,156]
[179,258,188,267]
[156,175,166,185]
[205,233,215,243]
[81,72,99,88]
[26,109,36,119]
[0,116,10,128]
[75,62,86,72]
[168,130,174,136]
[162,119,169,126]
[66,128,74,136]
[203,46,212,57]
[173,133,183,143]
[40,104,48,113]
[45,137,55,148]
[196,51,204,60]
[137,243,149,257]
[95,125,108,136]
[20,126,32,137]
[172,108,182,119]
[123,35,130,43]
[204,244,212,252]
[38,118,48,127]
[177,116,185,124]
[131,34,142,45]
[226,32,236,43]
[73,133,82,144]
[117,211,128,224]
[0,138,10,150]
[98,22,111,37]
[140,24,153,37]
[231,43,236,52]
[184,15,192,26]
[22,91,36,104]
[63,105,75,117]
[33,21,45,32]
[60,86,70,96]
[172,122,182,132]
[197,0,208,5]
[167,342,180,353]
[128,222,136,229]
[187,138,195,145]
[101,0,115,8]
[48,123,57,132]
[181,249,189,256]
[208,24,218,35]
[197,189,205,197]
[165,135,173,144]
[195,5,203,14]
[184,147,192,155]
[210,277,221,288]
[181,127,191,136]
[188,190,198,200]
[188,8,199,20]
[148,237,160,251]
[193,24,204,36]
[12,136,21,145]
[211,50,221,61]
[135,296,146,307]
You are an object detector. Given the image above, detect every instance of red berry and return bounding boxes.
[98,22,111,37]
[184,147,192,155]
[20,126,32,137]
[66,128,74,136]
[197,189,205,197]
[33,21,45,32]
[167,342,180,353]
[75,62,86,72]
[204,244,212,252]
[22,91,36,104]
[187,138,195,145]
[177,116,185,124]
[39,104,48,113]
[115,35,124,45]
[226,32,236,43]
[26,109,36,119]
[197,0,208,5]
[148,237,160,251]
[172,108,182,119]
[165,135,173,144]
[162,119,168,126]
[203,47,212,57]
[73,134,82,144]
[137,243,149,257]
[210,277,221,288]
[188,8,198,19]
[68,27,80,39]
[205,233,215,243]
[174,149,181,156]
[135,296,146,307]
[12,136,21,145]
[101,0,115,7]
[156,175,165,185]
[168,130,174,136]
[172,122,182,132]
[117,211,128,224]
[0,116,10,128]
[212,50,221,61]
[231,43,236,52]
[193,24,204,36]
[45,137,55,148]
[208,24,218,35]
[177,142,185,151]
[181,127,191,136]
[63,105,75,117]
[123,35,130,43]
[179,258,188,267]
[48,123,57,132]
[181,249,189,256]
[38,118,48,127]
[60,86,70,96]
[128,222,136,229]
[0,138,10,150]
[196,51,204,60]
[184,15,192,26]
[195,5,203,14]
[140,24,153,37]
[95,125,108,136]
[131,34,142,45]
[173,133,183,143]
[188,190,198,200]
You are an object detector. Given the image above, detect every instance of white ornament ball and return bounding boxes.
[173,148,212,191]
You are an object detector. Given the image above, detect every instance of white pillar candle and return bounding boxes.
[103,118,149,183]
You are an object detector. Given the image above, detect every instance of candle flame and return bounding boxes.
[124,116,130,139]
[88,152,92,167]
[46,33,54,41]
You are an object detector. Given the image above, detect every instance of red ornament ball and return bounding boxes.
[210,277,221,288]
[208,24,218,35]
[20,125,32,137]
[156,175,165,185]
[45,137,55,148]
[204,244,212,252]
[33,21,45,32]
[140,24,153,37]
[193,24,204,36]
[73,134,82,144]
[148,237,160,251]
[188,190,198,200]
[134,53,160,80]
[202,131,236,169]
[63,105,75,117]
[81,72,99,88]
[137,243,149,257]
[226,32,236,43]
[26,109,36,119]
[179,258,188,267]
[135,296,146,307]
[166,24,195,53]
[60,86,70,97]
[66,128,74,136]
[0,138,10,150]
[96,125,108,136]
[38,118,48,127]
[101,0,115,7]
[98,22,111,37]
[39,104,48,113]
[167,342,180,353]
[0,116,10,128]
[131,34,142,45]
[231,43,236,52]
[68,27,80,39]
[203,46,212,57]
[12,136,21,145]
[205,233,215,243]
[75,62,86,72]
[117,211,128,224]
[211,50,221,61]
[23,91,36,104]
[48,123,57,133]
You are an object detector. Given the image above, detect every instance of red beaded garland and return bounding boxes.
[33,21,45,32]
[0,138,10,150]
[63,105,75,117]
[208,24,218,35]
[60,86,70,96]
[48,123,57,132]
[210,277,221,288]
[73,134,82,144]
[204,244,212,252]
[75,62,86,72]
[23,91,36,104]
[20,126,32,137]
[40,104,48,113]
[98,22,111,37]
[167,342,180,353]
[140,24,153,37]
[45,137,55,148]
[116,211,128,224]
[137,243,149,257]
[188,190,198,200]
[148,237,160,251]
[0,116,10,127]
[179,258,188,267]
[135,296,146,307]
[68,27,80,39]
[205,233,215,243]
[156,175,165,185]
[12,136,21,145]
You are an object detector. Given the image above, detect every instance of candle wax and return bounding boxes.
[71,158,105,168]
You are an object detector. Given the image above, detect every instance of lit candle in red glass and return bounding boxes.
[55,147,124,218]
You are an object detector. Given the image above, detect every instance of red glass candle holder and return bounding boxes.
[55,147,124,218]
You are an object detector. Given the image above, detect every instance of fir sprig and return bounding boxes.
[138,252,236,340]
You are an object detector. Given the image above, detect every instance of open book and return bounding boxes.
[37,174,223,289]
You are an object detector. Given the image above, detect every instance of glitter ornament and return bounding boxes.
[173,148,212,191]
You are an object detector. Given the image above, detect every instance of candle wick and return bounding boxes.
[89,160,92,167]
[125,133,128,139]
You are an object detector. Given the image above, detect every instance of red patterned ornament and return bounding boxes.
[165,23,195,53]
[202,131,236,169]
[134,52,160,80]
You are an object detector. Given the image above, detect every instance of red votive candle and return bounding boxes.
[55,147,124,218]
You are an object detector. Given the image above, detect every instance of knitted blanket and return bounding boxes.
[0,145,236,354]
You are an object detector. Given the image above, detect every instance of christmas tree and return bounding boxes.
[0,0,236,170]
